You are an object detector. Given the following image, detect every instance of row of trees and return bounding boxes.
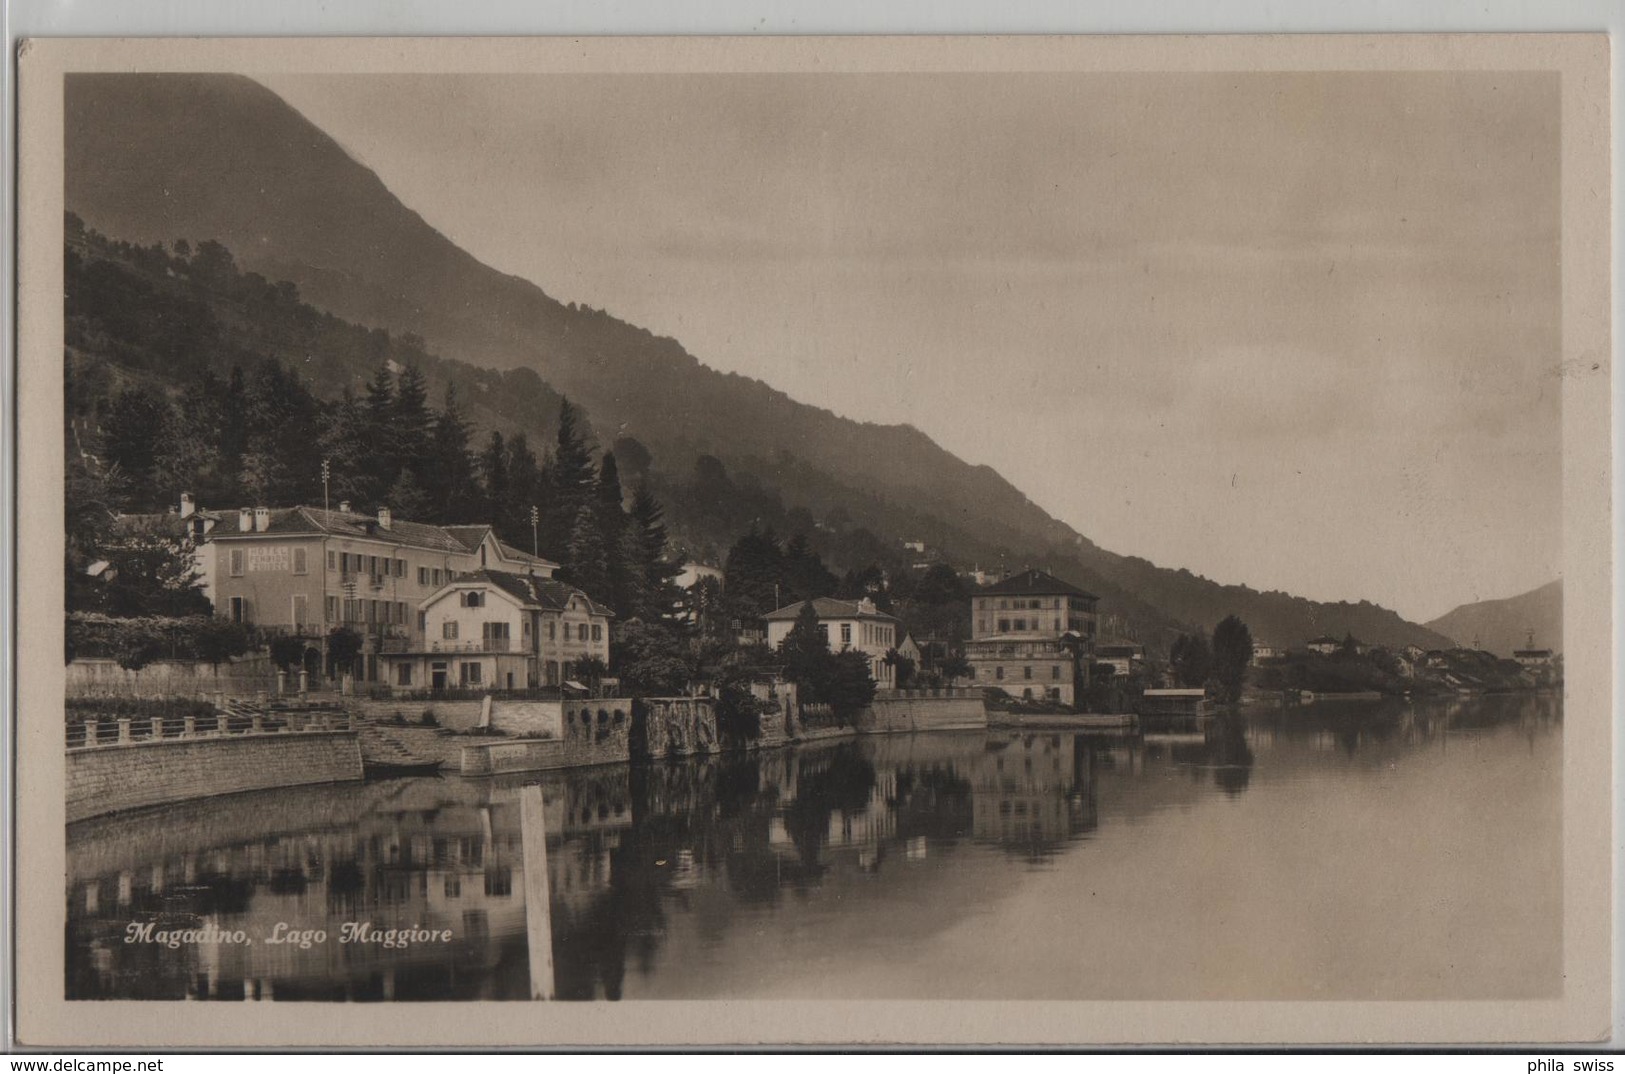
[713,528,972,646]
[77,353,688,625]
[1168,614,1254,702]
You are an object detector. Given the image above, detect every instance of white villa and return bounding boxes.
[763,596,902,689]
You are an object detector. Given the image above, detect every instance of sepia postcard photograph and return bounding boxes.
[10,33,1614,1048]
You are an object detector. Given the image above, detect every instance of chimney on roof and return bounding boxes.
[377,506,392,530]
[253,507,271,533]
[239,507,252,532]
[338,500,351,515]
[179,492,195,519]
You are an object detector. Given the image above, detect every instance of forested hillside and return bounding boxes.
[64,218,1024,588]
[65,72,1456,652]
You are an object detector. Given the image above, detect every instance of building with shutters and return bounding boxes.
[192,496,557,683]
[965,568,1099,706]
[378,569,613,692]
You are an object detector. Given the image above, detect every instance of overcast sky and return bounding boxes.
[260,71,1561,623]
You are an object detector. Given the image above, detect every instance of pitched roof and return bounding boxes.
[978,568,1097,600]
[442,525,492,551]
[204,503,500,552]
[762,596,899,622]
[496,541,558,569]
[440,525,562,569]
[446,569,615,618]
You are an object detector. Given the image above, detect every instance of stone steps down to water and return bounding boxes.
[352,719,469,768]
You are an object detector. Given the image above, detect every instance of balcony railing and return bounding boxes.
[67,707,352,750]
[412,639,515,654]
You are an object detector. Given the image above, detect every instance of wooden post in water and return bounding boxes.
[519,783,556,1000]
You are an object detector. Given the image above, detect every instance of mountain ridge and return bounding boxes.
[1424,579,1562,657]
[64,71,1454,652]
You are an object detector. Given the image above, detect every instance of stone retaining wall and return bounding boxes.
[66,657,279,700]
[635,697,718,758]
[461,701,632,775]
[867,692,988,733]
[66,730,363,823]
[349,697,485,731]
[489,700,564,738]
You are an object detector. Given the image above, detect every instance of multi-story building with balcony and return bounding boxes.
[193,496,558,683]
[378,569,613,692]
[966,569,1098,706]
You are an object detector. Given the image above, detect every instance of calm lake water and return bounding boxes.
[66,693,1562,1001]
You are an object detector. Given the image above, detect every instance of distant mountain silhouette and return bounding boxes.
[1425,580,1562,657]
[64,72,1455,651]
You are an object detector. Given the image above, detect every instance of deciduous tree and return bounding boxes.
[1211,614,1254,703]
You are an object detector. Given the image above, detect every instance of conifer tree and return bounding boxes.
[541,398,596,560]
[386,467,434,522]
[361,364,396,495]
[318,387,372,509]
[392,364,431,476]
[566,502,609,602]
[629,481,683,623]
[219,366,248,480]
[551,398,596,507]
[779,601,831,702]
[724,527,785,618]
[783,532,838,603]
[505,433,540,545]
[595,452,632,615]
[478,430,509,530]
[425,383,477,523]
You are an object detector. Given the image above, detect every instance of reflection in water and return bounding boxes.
[66,693,1561,1001]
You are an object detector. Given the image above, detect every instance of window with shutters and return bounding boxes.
[229,549,244,577]
[292,547,308,575]
[443,621,459,640]
[483,622,511,652]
